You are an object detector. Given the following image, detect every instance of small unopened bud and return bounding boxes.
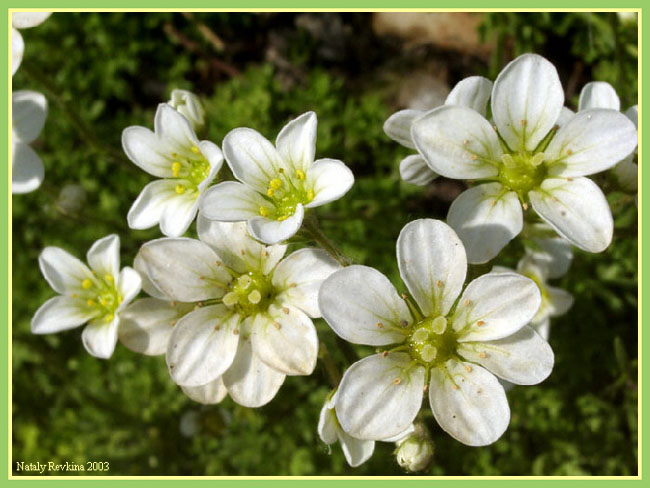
[394,423,434,472]
[168,89,206,133]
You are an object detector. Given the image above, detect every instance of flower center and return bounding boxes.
[407,315,458,367]
[258,168,315,221]
[170,146,211,196]
[78,274,122,324]
[498,152,546,196]
[222,271,275,315]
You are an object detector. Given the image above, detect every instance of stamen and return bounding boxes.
[295,169,306,180]
[190,146,201,154]
[175,184,186,194]
[269,178,283,190]
[376,322,384,328]
[259,207,269,217]
[267,188,275,197]
[86,299,95,307]
[104,313,114,323]
[81,279,93,290]
[171,161,182,177]
[104,274,114,282]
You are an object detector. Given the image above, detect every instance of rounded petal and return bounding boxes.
[547,286,574,317]
[86,234,119,279]
[118,298,177,356]
[397,219,466,317]
[447,183,522,264]
[272,248,341,318]
[457,325,554,385]
[319,405,339,445]
[127,179,178,230]
[12,12,51,28]
[12,90,47,143]
[399,155,438,186]
[338,430,375,468]
[546,109,638,177]
[133,252,167,300]
[319,265,410,346]
[153,103,199,154]
[81,316,120,359]
[453,272,541,342]
[492,53,564,152]
[198,140,224,173]
[116,267,142,311]
[251,305,318,376]
[166,305,240,386]
[555,107,575,128]
[181,377,228,405]
[12,142,44,194]
[429,359,509,446]
[336,353,425,441]
[445,76,493,116]
[528,234,573,279]
[31,296,95,334]
[121,126,174,178]
[304,158,354,208]
[12,28,23,76]
[39,246,94,295]
[383,109,423,149]
[578,81,620,111]
[625,105,638,128]
[248,204,304,245]
[222,337,286,408]
[159,192,199,238]
[276,111,317,173]
[200,181,270,222]
[411,105,501,179]
[529,177,613,253]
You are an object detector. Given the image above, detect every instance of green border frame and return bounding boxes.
[4,4,644,487]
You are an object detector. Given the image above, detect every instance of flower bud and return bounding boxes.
[394,423,434,472]
[168,89,205,133]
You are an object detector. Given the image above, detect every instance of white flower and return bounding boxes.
[523,222,574,280]
[168,89,206,133]
[319,219,553,446]
[200,112,355,244]
[394,423,434,472]
[135,214,341,407]
[411,53,638,263]
[384,76,493,186]
[12,90,47,194]
[12,12,51,76]
[32,235,142,359]
[122,103,223,237]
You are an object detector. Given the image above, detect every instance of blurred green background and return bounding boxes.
[12,12,638,475]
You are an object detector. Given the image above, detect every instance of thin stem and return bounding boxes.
[300,213,352,267]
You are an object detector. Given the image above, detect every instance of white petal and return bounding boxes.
[223,127,284,192]
[555,107,575,128]
[12,142,44,194]
[533,318,551,342]
[383,109,423,149]
[429,359,509,446]
[399,155,438,186]
[136,238,231,302]
[31,296,95,334]
[412,105,501,179]
[116,267,142,311]
[118,298,178,356]
[181,377,228,405]
[338,430,375,467]
[397,219,466,317]
[457,325,554,385]
[318,401,339,444]
[248,204,304,245]
[272,248,340,318]
[453,272,541,342]
[167,305,241,386]
[39,246,94,295]
[121,126,174,178]
[529,177,613,253]
[528,234,573,279]
[198,140,224,175]
[492,53,564,152]
[336,353,425,440]
[546,109,638,177]
[12,90,47,143]
[578,81,620,111]
[127,180,178,230]
[547,286,574,317]
[12,28,23,76]
[223,338,286,407]
[251,305,318,376]
[154,103,199,154]
[304,158,354,208]
[12,12,51,28]
[200,181,270,222]
[82,316,120,359]
[133,252,168,300]
[447,183,522,264]
[319,265,410,346]
[625,105,638,128]
[159,191,199,237]
[445,76,493,116]
[276,111,317,173]
[86,234,119,279]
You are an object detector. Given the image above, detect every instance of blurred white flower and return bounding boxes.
[200,112,355,244]
[122,103,223,237]
[168,89,206,133]
[319,219,553,446]
[135,215,341,407]
[12,12,51,76]
[32,235,142,359]
[411,53,638,263]
[12,90,47,194]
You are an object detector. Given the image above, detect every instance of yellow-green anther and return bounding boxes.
[270,178,283,190]
[175,184,186,194]
[191,146,201,154]
[172,161,182,177]
[104,274,114,282]
[431,316,447,335]
[82,279,93,290]
[295,169,306,180]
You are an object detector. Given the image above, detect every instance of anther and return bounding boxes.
[171,161,182,177]
[295,169,306,180]
[452,384,460,390]
[382,351,389,358]
[277,215,288,221]
[104,314,114,323]
[478,352,487,358]
[401,320,409,327]
[465,365,472,372]
[490,200,497,207]
[306,190,314,201]
[436,280,443,288]
[476,320,485,327]
[423,384,428,392]
[567,177,573,181]
[470,154,478,160]
[86,299,95,307]
[464,299,470,306]
[171,320,177,327]
[248,290,262,304]
[100,298,108,306]
[270,178,283,190]
[175,184,186,194]
[393,378,401,385]
[267,188,275,197]
[567,149,573,155]
[104,274,114,282]
[376,322,384,328]
[282,307,290,314]
[259,207,269,217]
[81,279,93,290]
[289,282,296,288]
[214,324,220,331]
[239,249,246,256]
[520,119,527,126]
[522,202,529,210]
[233,329,239,335]
[191,146,201,154]
[273,322,281,330]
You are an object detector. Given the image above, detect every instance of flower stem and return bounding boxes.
[300,213,352,267]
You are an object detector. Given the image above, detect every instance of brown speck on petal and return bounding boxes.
[479,352,487,358]
[465,365,472,372]
[382,351,389,358]
[436,280,443,288]
[282,307,290,314]
[233,329,239,335]
[476,320,485,327]
[274,322,281,330]
[376,322,384,328]
[393,378,401,385]
[401,320,409,328]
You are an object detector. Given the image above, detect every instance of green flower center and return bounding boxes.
[498,152,546,197]
[170,146,211,196]
[258,168,315,221]
[78,274,122,324]
[407,315,458,368]
[222,271,275,316]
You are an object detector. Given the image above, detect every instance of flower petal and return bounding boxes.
[492,53,564,152]
[136,238,231,302]
[547,286,574,317]
[118,298,179,356]
[383,109,423,149]
[122,126,176,178]
[319,265,410,346]
[198,140,224,174]
[133,253,167,300]
[251,305,318,376]
[304,158,354,208]
[272,248,340,318]
[318,402,339,445]
[399,155,438,186]
[159,191,199,237]
[336,352,425,440]
[338,430,375,468]
[578,81,620,111]
[625,105,638,128]
[116,267,142,311]
[181,377,228,405]
[248,204,304,245]
[127,179,178,230]
[457,325,554,385]
[445,76,493,116]
[529,177,613,253]
[453,272,541,342]
[411,105,501,179]
[200,181,270,222]
[154,103,199,155]
[86,234,119,279]
[528,232,573,279]
[447,183,522,264]
[555,107,575,128]
[81,316,120,359]
[276,111,317,173]
[12,90,47,143]
[31,296,95,334]
[546,109,638,177]
[12,142,44,194]
[397,219,466,317]
[167,305,241,386]
[39,246,94,295]
[222,337,286,408]
[429,359,509,446]
[11,28,23,76]
[12,12,52,28]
